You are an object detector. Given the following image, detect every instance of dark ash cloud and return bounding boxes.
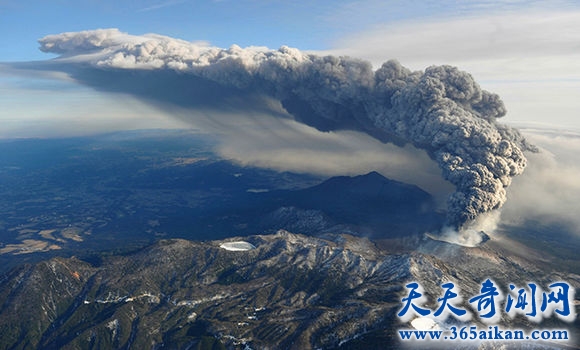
[38,29,536,229]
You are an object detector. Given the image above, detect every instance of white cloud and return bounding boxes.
[334,11,580,70]
[138,0,187,12]
[501,128,580,233]
[329,8,580,129]
[487,80,580,130]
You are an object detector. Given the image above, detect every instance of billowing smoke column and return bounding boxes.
[39,29,536,229]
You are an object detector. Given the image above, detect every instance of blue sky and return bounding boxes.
[0,0,501,61]
[0,0,334,61]
[1,0,580,137]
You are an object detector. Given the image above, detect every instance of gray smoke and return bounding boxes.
[38,29,536,229]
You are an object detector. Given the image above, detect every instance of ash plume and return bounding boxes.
[38,29,536,229]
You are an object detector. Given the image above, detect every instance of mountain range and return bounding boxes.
[1,229,577,349]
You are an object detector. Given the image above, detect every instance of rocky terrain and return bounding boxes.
[1,230,578,349]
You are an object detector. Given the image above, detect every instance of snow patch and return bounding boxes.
[220,241,256,251]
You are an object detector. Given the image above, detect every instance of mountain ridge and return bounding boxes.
[248,171,443,238]
[1,230,576,349]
